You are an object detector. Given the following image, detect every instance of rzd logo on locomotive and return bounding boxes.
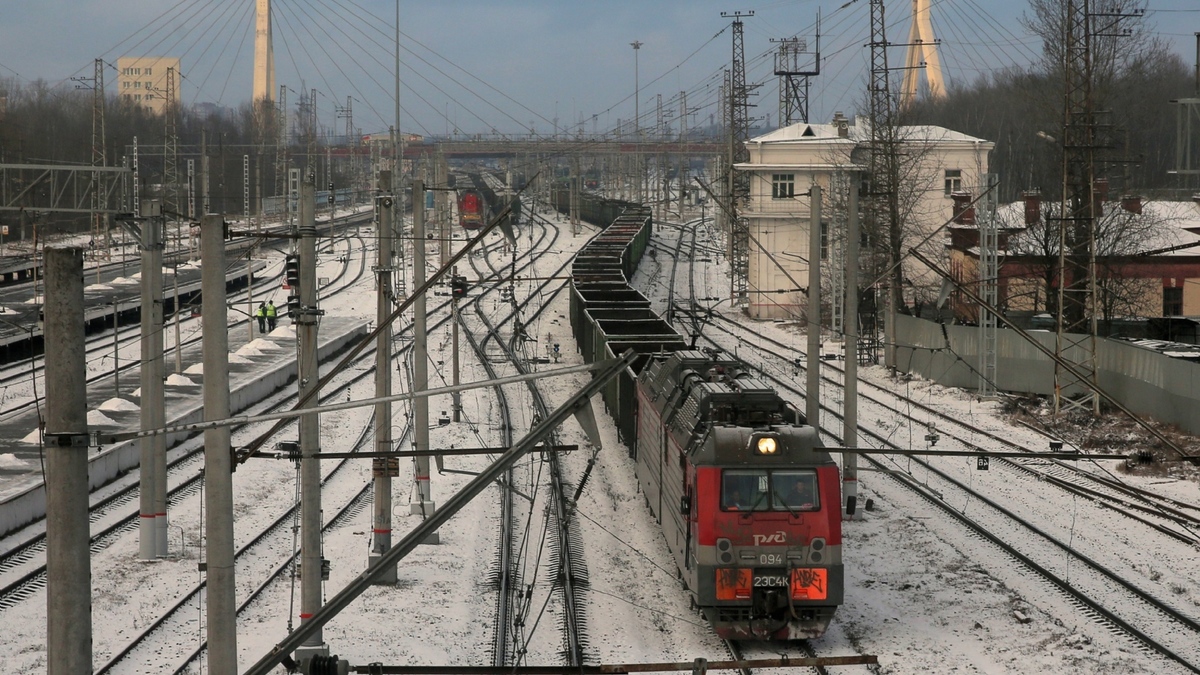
[753,531,787,546]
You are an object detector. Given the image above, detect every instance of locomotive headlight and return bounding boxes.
[756,436,778,455]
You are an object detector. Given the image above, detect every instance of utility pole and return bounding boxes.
[978,173,999,399]
[806,185,822,427]
[139,202,166,559]
[452,264,462,422]
[201,130,211,216]
[295,174,329,660]
[44,246,91,675]
[200,214,237,673]
[631,40,643,204]
[370,171,397,583]
[678,90,688,217]
[411,178,438,542]
[843,176,860,520]
[276,85,289,224]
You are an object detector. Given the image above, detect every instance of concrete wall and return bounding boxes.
[895,313,1200,436]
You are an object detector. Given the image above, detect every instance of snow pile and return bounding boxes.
[0,453,27,468]
[183,363,204,375]
[244,338,282,351]
[165,374,194,386]
[86,410,117,426]
[98,398,140,412]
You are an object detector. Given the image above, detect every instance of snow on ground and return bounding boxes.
[1,205,1197,674]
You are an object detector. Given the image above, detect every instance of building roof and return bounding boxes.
[749,120,993,147]
[998,199,1200,258]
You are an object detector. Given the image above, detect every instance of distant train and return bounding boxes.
[458,189,488,230]
[563,192,843,640]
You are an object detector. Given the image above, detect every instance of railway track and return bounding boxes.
[686,311,1200,673]
[468,211,591,666]
[0,232,366,425]
[695,310,1200,545]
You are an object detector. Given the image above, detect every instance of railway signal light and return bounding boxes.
[284,254,300,292]
[328,182,335,205]
[287,293,301,319]
[451,275,468,299]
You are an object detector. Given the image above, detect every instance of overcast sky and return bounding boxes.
[0,0,1197,138]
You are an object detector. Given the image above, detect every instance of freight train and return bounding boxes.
[561,191,843,640]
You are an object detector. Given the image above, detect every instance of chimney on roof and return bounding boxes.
[1120,195,1142,214]
[832,111,849,138]
[1023,190,1041,225]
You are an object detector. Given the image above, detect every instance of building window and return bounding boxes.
[134,94,142,101]
[134,81,141,89]
[1164,287,1183,316]
[145,67,152,75]
[944,169,962,196]
[145,93,154,100]
[123,82,130,89]
[771,173,795,199]
[820,221,829,260]
[134,68,141,75]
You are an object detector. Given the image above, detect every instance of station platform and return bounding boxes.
[0,258,266,360]
[0,316,369,538]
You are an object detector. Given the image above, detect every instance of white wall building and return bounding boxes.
[736,115,993,320]
[116,56,181,115]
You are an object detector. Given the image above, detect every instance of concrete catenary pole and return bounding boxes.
[411,178,437,540]
[201,214,238,673]
[452,264,461,423]
[296,175,328,656]
[806,184,821,427]
[370,171,397,583]
[842,178,859,519]
[138,202,167,559]
[138,210,160,560]
[45,246,92,675]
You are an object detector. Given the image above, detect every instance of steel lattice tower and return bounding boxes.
[90,58,108,246]
[163,67,180,220]
[869,0,902,366]
[723,10,754,307]
[773,19,819,126]
[275,85,288,211]
[1054,0,1099,415]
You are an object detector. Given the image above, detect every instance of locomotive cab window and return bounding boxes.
[722,469,819,512]
[775,470,820,511]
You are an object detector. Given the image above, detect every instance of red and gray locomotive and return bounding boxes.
[457,188,488,230]
[635,350,842,640]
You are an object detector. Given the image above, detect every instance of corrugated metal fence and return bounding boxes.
[894,314,1200,436]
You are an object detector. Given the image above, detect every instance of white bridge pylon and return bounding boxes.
[901,0,946,109]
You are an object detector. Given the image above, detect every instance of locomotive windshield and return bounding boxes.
[722,469,819,512]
